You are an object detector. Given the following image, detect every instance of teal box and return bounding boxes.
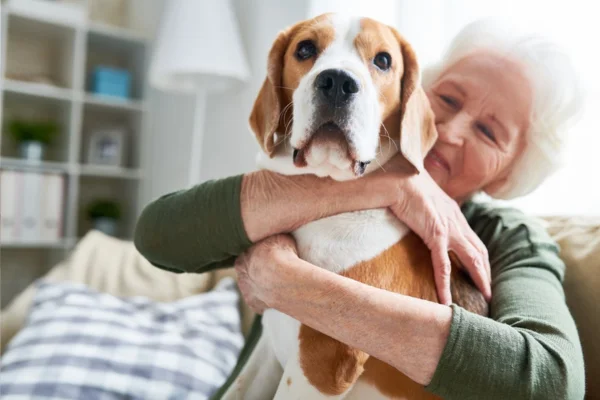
[92,66,131,99]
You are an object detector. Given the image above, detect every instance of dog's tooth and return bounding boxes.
[293,149,299,162]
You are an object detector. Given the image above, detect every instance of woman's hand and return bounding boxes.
[234,234,299,314]
[378,154,492,306]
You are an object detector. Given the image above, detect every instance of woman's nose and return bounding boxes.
[436,113,469,146]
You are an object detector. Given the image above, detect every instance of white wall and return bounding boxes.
[137,0,197,206]
[139,0,218,204]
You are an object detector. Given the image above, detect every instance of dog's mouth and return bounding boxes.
[293,122,371,176]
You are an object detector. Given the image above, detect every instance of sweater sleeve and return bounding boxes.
[133,174,253,274]
[426,202,585,400]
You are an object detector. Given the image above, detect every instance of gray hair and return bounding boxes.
[421,18,585,200]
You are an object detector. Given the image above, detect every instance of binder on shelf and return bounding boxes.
[0,170,66,245]
[40,173,65,242]
[1,170,19,243]
[20,171,43,242]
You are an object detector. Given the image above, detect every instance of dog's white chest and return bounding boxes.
[293,208,409,274]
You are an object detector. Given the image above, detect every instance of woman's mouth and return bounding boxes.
[425,149,451,174]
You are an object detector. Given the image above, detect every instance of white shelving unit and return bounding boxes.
[0,0,152,307]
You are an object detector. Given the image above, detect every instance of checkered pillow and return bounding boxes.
[0,278,244,400]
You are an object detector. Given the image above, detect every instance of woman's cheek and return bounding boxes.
[463,142,494,188]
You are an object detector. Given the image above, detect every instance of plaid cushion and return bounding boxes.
[0,278,244,400]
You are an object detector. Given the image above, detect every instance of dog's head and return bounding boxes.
[250,13,436,180]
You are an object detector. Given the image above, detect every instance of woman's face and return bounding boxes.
[424,51,533,203]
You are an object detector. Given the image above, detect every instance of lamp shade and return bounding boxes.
[149,0,250,94]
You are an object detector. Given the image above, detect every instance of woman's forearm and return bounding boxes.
[240,170,394,242]
[265,251,452,386]
[134,170,393,274]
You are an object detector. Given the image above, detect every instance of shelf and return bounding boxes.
[79,164,142,179]
[3,3,82,30]
[88,22,147,44]
[4,3,148,44]
[84,93,144,112]
[0,157,72,174]
[0,237,76,249]
[2,79,73,102]
[2,81,145,112]
[4,5,147,44]
[0,159,143,179]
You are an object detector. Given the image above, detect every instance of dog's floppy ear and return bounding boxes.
[393,30,438,174]
[249,26,296,157]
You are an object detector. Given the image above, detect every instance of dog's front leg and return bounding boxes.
[274,324,368,400]
[221,333,282,400]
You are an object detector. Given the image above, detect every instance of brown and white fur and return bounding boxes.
[223,13,487,400]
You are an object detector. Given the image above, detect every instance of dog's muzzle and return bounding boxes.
[292,68,372,178]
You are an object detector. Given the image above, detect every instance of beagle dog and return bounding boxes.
[223,13,487,400]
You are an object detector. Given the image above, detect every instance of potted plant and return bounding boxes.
[8,119,59,162]
[86,199,121,236]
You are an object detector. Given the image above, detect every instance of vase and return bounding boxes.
[20,141,44,162]
[93,217,118,236]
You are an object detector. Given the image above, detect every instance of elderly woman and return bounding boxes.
[134,19,585,399]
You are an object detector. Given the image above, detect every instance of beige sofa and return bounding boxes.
[1,217,599,398]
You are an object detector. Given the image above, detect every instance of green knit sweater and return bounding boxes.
[133,175,585,399]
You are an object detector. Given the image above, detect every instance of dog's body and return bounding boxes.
[221,13,487,400]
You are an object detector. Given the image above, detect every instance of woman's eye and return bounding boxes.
[440,95,459,109]
[295,40,317,60]
[476,122,497,143]
[373,52,392,71]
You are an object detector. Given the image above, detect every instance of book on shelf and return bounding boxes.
[41,173,64,242]
[0,169,65,244]
[20,171,42,242]
[1,170,18,243]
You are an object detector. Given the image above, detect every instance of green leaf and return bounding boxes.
[87,200,122,220]
[8,119,59,145]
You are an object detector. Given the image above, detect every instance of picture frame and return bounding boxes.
[86,127,126,167]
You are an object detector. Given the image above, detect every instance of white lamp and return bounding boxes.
[149,0,250,185]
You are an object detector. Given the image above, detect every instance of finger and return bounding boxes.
[470,235,492,282]
[234,260,248,278]
[277,234,298,253]
[466,231,492,282]
[466,233,491,282]
[249,300,267,315]
[458,224,491,283]
[452,240,491,301]
[237,280,265,314]
[431,243,452,306]
[234,251,248,267]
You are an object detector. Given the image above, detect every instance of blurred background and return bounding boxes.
[0,0,598,307]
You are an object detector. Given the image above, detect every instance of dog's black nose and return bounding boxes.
[315,69,360,106]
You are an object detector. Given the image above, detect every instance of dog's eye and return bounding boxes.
[373,52,391,71]
[295,40,317,60]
